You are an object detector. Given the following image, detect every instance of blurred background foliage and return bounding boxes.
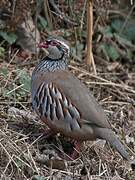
[0,0,135,103]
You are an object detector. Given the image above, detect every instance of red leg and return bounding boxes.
[54,140,82,161]
[70,141,82,160]
[39,128,57,140]
[42,128,55,138]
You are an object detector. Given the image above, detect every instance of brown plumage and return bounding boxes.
[31,38,135,165]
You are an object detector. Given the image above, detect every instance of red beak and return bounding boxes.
[38,42,49,48]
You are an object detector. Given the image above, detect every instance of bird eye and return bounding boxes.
[50,41,58,46]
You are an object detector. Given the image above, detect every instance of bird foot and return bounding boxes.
[55,140,82,161]
[39,128,57,140]
[69,141,82,160]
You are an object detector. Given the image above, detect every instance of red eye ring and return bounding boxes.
[50,40,60,46]
[50,41,56,46]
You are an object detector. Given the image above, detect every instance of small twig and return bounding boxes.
[69,65,135,94]
[131,0,133,5]
[101,101,132,105]
[0,143,27,179]
[43,0,53,29]
[86,0,93,65]
[6,84,24,95]
[11,0,16,16]
[7,49,19,67]
[0,101,30,105]
[49,0,77,25]
[86,0,96,74]
[34,2,39,58]
[1,155,13,178]
[69,65,108,82]
[86,81,135,94]
[119,4,135,35]
[80,0,87,30]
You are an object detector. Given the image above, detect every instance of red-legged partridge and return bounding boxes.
[31,38,135,166]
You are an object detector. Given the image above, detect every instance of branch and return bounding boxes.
[49,0,77,26]
[86,0,97,74]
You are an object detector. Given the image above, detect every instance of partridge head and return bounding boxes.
[31,38,135,165]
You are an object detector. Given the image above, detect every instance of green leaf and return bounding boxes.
[99,44,120,61]
[71,41,84,61]
[114,33,135,49]
[37,0,44,7]
[60,29,71,37]
[3,88,14,98]
[0,47,5,57]
[106,44,120,61]
[15,69,31,92]
[32,175,45,180]
[0,66,8,78]
[111,19,123,33]
[111,19,135,42]
[0,31,17,44]
[126,49,133,59]
[98,44,109,60]
[100,26,113,38]
[16,159,24,168]
[38,15,47,30]
[75,41,83,58]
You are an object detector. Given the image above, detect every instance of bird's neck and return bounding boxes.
[33,56,68,73]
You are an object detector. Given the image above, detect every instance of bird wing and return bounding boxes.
[32,70,110,131]
[32,81,83,133]
[31,71,133,158]
[53,70,111,129]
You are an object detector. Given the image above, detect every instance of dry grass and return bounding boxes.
[0,0,135,179]
[0,56,135,180]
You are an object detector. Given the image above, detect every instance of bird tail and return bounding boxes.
[94,127,130,161]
